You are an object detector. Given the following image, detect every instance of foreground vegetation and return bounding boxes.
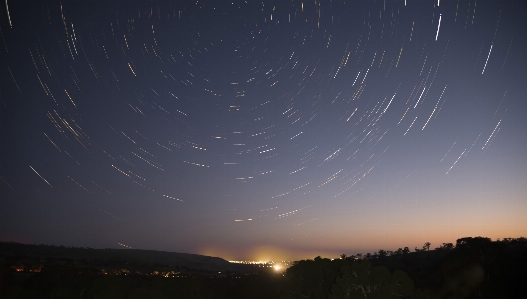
[1,237,525,298]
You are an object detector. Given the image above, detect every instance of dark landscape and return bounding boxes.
[1,237,526,298]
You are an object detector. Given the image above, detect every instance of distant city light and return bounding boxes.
[229,260,292,270]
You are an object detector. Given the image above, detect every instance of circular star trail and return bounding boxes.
[1,0,526,260]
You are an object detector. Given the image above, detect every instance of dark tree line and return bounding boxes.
[280,237,526,299]
[341,241,450,260]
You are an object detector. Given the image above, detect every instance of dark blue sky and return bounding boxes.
[1,0,526,260]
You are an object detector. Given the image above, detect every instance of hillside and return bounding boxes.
[0,242,252,273]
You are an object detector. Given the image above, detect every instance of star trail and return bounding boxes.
[0,0,526,261]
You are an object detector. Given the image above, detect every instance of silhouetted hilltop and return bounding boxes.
[0,242,252,273]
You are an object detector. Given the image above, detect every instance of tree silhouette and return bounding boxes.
[355,253,363,259]
[283,257,341,299]
[455,237,491,249]
[422,242,431,251]
[434,243,454,250]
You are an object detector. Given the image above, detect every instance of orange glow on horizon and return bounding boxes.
[195,231,525,261]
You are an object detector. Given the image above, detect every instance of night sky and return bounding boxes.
[1,0,526,261]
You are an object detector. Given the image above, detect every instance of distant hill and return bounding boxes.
[0,242,253,273]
